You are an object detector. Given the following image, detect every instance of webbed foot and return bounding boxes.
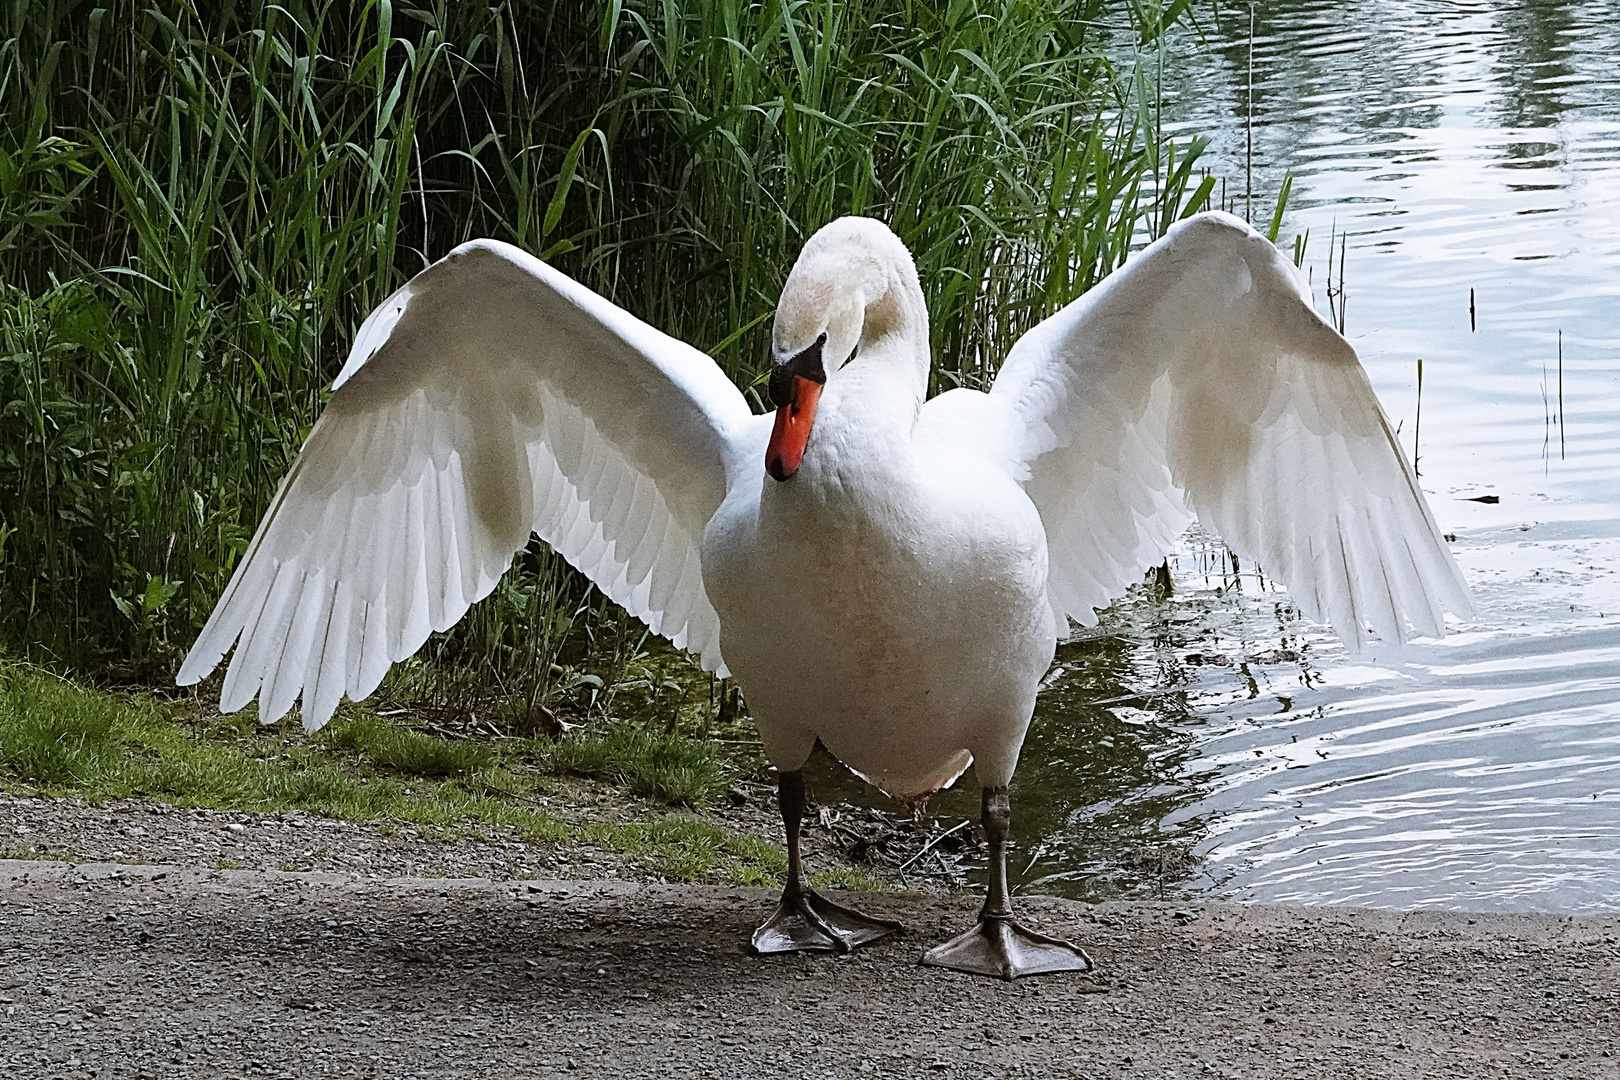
[920,914,1093,980]
[751,888,902,955]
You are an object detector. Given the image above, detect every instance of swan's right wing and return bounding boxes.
[990,211,1473,648]
[179,240,755,729]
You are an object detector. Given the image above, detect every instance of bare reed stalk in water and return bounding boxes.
[1413,357,1424,477]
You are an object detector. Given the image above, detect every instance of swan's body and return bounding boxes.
[180,211,1473,978]
[706,381,1052,799]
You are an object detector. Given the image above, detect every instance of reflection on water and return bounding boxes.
[814,0,1620,911]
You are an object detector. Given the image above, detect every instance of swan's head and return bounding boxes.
[765,216,922,481]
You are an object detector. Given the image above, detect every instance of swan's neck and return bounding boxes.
[850,256,931,410]
[812,329,929,487]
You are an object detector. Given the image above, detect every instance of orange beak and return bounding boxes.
[765,332,829,482]
[765,376,823,482]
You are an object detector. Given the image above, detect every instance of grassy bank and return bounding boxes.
[0,0,1209,716]
[0,657,819,887]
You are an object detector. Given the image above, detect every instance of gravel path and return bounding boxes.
[0,787,962,893]
[0,790,645,883]
[2,859,1616,1079]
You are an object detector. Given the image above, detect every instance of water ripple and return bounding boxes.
[817,2,1620,913]
[1138,1,1620,909]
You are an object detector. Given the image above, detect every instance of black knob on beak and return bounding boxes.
[769,332,828,409]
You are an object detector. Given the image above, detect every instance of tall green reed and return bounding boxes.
[1,1,608,684]
[0,0,1207,720]
[600,0,1213,395]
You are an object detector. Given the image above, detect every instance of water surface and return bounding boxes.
[811,0,1620,912]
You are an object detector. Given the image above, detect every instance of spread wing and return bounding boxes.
[178,239,754,729]
[989,211,1474,647]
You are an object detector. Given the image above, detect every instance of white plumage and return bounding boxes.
[180,210,1472,977]
[180,239,751,725]
[989,216,1472,648]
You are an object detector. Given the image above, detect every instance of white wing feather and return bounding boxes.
[179,240,753,729]
[990,211,1473,647]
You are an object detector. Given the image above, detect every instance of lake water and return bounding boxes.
[811,0,1620,912]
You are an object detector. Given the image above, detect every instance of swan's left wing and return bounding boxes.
[988,211,1473,648]
[178,239,755,730]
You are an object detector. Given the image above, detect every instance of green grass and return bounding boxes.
[587,817,787,886]
[324,715,495,778]
[538,727,727,808]
[0,659,784,886]
[810,866,891,893]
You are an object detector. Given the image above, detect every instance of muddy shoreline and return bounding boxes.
[2,858,1616,1079]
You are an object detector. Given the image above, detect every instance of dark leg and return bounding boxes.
[750,770,902,954]
[920,786,1093,980]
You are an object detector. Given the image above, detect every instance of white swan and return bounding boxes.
[179,211,1473,979]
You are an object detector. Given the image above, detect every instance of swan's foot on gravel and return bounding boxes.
[920,914,1093,980]
[921,786,1094,980]
[751,888,901,954]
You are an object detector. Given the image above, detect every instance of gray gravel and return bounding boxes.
[2,859,1617,1079]
[2,793,540,877]
[0,787,957,893]
[0,788,740,884]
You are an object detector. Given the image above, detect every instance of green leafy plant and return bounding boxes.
[1,1,1205,720]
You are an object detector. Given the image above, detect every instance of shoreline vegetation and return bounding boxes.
[0,655,951,894]
[1,0,1209,694]
[1,2,1219,886]
[0,656,800,887]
